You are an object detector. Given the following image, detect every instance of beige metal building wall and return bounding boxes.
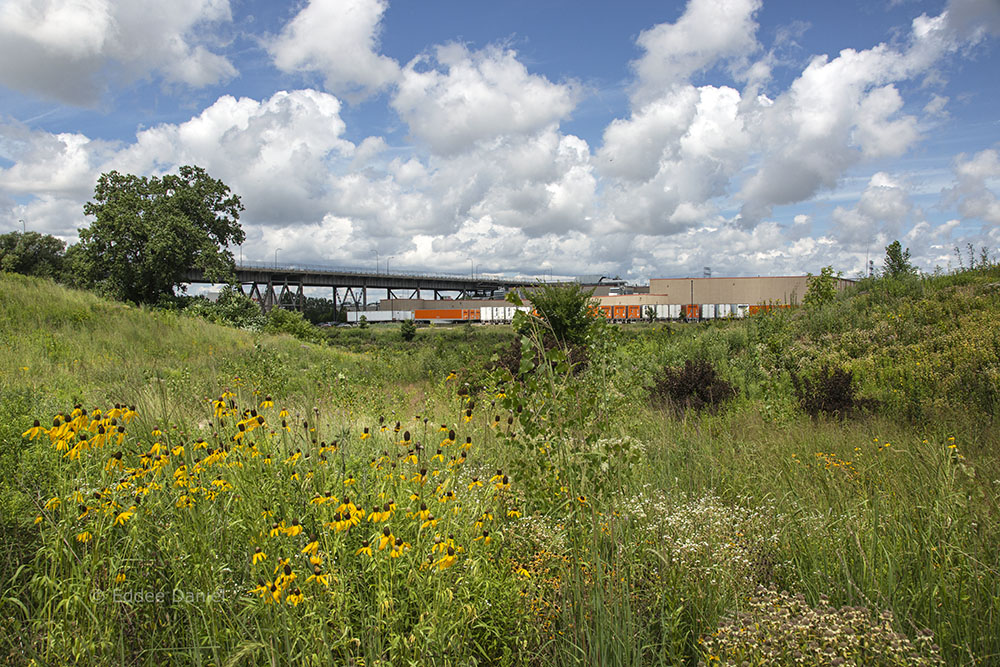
[647,276,854,305]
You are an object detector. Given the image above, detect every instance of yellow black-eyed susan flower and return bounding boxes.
[306,564,329,587]
[285,588,303,606]
[253,547,267,565]
[378,526,393,551]
[22,420,45,440]
[285,518,303,537]
[436,545,457,570]
[301,536,319,555]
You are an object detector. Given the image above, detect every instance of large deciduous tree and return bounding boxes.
[78,166,245,304]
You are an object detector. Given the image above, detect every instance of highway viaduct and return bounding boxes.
[181,261,542,312]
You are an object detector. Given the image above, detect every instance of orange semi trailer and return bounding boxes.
[413,309,481,321]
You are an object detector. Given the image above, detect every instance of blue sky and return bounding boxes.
[1,0,998,281]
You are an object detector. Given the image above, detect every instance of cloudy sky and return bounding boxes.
[1,0,999,281]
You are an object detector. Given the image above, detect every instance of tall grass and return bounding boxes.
[2,269,999,665]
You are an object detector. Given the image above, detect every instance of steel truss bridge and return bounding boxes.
[182,261,542,312]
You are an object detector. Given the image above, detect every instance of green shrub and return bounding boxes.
[400,319,416,341]
[522,283,598,347]
[649,359,736,413]
[263,307,325,344]
[803,265,840,309]
[791,363,873,419]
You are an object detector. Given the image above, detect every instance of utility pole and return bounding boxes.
[372,249,379,274]
[275,247,281,269]
[19,219,25,233]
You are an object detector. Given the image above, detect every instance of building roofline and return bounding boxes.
[652,275,856,283]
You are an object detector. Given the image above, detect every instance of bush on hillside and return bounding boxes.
[520,283,598,347]
[791,363,873,419]
[263,307,325,344]
[649,359,737,414]
[180,286,266,330]
[400,319,417,341]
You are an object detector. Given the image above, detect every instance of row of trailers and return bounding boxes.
[597,303,792,321]
[346,307,532,324]
[346,303,792,324]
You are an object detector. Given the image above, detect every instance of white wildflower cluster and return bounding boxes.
[700,587,943,666]
[620,490,787,588]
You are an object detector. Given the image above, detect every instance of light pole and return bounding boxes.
[386,255,394,274]
[275,247,281,269]
[372,249,379,274]
[19,219,25,233]
[469,259,474,279]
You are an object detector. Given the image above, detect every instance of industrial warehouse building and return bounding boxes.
[647,275,855,306]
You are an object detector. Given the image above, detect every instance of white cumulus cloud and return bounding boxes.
[269,0,400,99]
[631,0,761,107]
[0,0,236,105]
[392,43,581,156]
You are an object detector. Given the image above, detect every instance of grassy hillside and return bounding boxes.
[1,269,998,666]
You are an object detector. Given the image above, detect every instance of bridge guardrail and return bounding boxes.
[231,261,542,284]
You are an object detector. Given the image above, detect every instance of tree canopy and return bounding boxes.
[803,265,841,308]
[884,240,915,278]
[78,166,245,304]
[0,231,66,279]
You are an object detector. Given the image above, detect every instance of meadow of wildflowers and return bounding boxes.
[1,267,999,665]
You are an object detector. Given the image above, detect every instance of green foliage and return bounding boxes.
[214,286,267,329]
[77,165,245,303]
[300,296,339,324]
[521,282,598,346]
[803,265,841,308]
[263,307,325,344]
[0,231,66,279]
[400,318,417,341]
[884,240,916,278]
[180,285,266,330]
[357,314,369,329]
